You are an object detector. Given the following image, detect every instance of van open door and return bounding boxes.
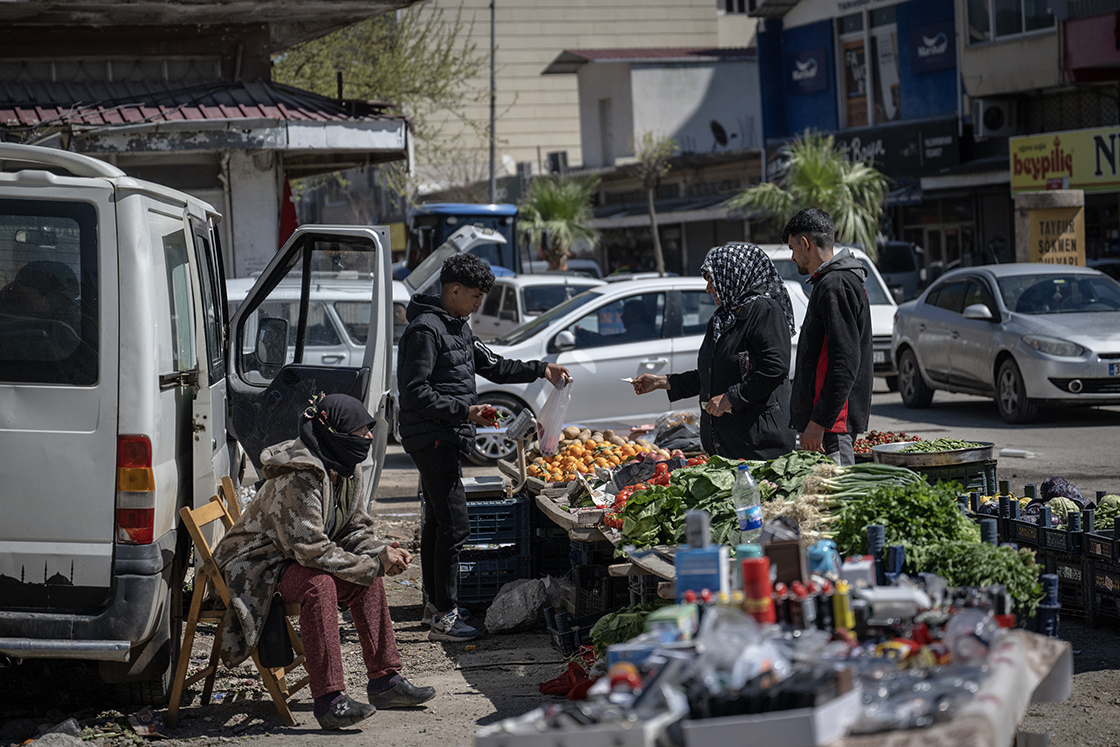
[226,226,392,504]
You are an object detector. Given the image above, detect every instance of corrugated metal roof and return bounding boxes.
[543,47,756,75]
[0,79,394,130]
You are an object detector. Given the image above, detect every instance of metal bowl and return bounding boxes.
[871,441,995,467]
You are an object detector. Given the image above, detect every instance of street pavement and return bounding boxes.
[371,378,1120,517]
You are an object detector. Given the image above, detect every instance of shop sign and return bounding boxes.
[786,47,829,95]
[1027,207,1085,266]
[909,21,956,74]
[1011,126,1120,195]
[832,117,959,177]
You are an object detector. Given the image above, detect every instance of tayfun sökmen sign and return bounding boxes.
[1011,126,1120,195]
[1027,207,1085,266]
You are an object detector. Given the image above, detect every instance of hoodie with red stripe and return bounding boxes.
[789,248,874,435]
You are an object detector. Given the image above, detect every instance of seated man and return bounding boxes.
[214,393,435,730]
[617,299,657,342]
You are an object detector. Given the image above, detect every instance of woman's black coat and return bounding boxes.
[666,297,795,460]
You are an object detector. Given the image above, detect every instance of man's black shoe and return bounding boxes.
[316,693,377,730]
[367,676,437,708]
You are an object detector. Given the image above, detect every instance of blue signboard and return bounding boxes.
[909,21,955,74]
[785,47,829,95]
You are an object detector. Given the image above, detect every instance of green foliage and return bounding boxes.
[273,3,489,197]
[726,131,888,260]
[919,543,1044,618]
[833,481,981,561]
[519,175,600,269]
[750,451,836,502]
[589,603,666,657]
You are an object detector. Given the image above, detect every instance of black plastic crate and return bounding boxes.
[466,494,530,545]
[1008,518,1042,548]
[628,574,661,606]
[1084,530,1119,564]
[1040,526,1081,556]
[534,526,575,579]
[544,607,610,656]
[456,545,531,606]
[1046,553,1087,611]
[571,538,615,566]
[575,576,630,617]
[917,459,998,496]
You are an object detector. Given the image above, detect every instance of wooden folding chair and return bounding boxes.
[218,475,242,522]
[167,494,307,726]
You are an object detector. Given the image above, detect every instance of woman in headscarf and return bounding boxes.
[633,243,797,460]
[214,393,435,730]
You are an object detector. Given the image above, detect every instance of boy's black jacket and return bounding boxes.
[396,294,545,454]
[789,248,874,435]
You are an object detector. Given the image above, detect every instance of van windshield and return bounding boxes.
[877,244,917,273]
[0,200,99,385]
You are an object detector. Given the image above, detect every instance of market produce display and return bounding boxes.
[525,428,676,483]
[854,430,923,454]
[898,438,983,453]
[918,543,1043,617]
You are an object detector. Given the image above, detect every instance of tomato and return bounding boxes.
[654,463,669,476]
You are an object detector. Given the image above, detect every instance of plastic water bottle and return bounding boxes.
[732,464,762,544]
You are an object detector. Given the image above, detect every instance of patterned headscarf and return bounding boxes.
[700,243,796,344]
[298,392,376,477]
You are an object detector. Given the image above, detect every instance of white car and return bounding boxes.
[759,245,899,388]
[470,277,809,463]
[473,273,607,341]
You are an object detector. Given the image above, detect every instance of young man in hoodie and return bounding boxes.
[397,254,569,641]
[784,208,874,466]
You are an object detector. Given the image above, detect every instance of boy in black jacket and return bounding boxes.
[397,254,568,641]
[784,208,873,466]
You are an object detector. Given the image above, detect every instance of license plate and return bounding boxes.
[1111,363,1120,376]
[873,351,887,364]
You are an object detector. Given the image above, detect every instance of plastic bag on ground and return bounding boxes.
[485,578,548,633]
[536,377,573,456]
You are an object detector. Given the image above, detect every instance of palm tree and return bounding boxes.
[633,132,677,277]
[519,175,600,270]
[727,131,888,259]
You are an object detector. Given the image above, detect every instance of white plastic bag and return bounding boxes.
[536,377,573,455]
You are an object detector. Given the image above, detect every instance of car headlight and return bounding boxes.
[1022,335,1085,357]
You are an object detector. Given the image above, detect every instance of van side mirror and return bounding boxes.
[962,303,995,321]
[890,286,905,305]
[549,329,576,353]
[256,317,289,367]
[499,309,518,322]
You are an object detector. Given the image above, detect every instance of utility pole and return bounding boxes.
[488,0,497,204]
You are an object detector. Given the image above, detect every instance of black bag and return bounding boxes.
[257,594,294,669]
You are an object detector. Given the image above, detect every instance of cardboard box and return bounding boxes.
[679,687,861,747]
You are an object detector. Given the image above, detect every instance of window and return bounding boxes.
[856,259,893,304]
[192,226,224,381]
[969,0,1054,43]
[964,278,998,316]
[721,0,752,13]
[336,301,373,344]
[869,7,900,124]
[998,274,1120,314]
[501,285,518,321]
[681,291,719,336]
[151,212,196,372]
[930,280,967,312]
[565,293,666,349]
[258,301,341,348]
[0,200,98,385]
[521,284,596,316]
[838,14,868,128]
[837,7,899,127]
[482,286,502,317]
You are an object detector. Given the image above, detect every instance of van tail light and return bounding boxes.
[116,435,155,545]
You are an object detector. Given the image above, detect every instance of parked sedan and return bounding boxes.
[469,277,808,463]
[472,273,607,341]
[892,264,1120,423]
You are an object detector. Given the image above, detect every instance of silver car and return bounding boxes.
[892,264,1120,423]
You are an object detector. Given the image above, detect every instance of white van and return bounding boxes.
[0,143,393,704]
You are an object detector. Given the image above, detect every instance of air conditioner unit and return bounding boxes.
[972,98,1016,139]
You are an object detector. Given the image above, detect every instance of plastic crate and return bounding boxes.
[1045,552,1087,611]
[457,545,531,606]
[1090,561,1120,620]
[544,607,610,656]
[916,459,998,496]
[1008,518,1041,548]
[1083,530,1119,564]
[628,574,661,606]
[534,526,575,579]
[571,538,615,566]
[1040,525,1081,556]
[466,494,530,545]
[576,579,629,617]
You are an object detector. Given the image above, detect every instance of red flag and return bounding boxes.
[278,180,298,249]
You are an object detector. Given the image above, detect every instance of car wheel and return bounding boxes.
[996,358,1038,424]
[898,349,933,408]
[885,375,899,392]
[466,394,526,465]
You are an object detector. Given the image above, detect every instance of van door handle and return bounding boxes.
[918,323,926,332]
[639,358,668,369]
[951,331,960,339]
[321,354,345,364]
